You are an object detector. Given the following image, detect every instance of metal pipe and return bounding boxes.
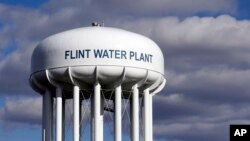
[143,88,152,141]
[62,97,65,141]
[91,95,94,141]
[93,83,103,141]
[56,86,63,141]
[131,84,139,141]
[79,99,82,140]
[100,92,104,141]
[115,85,122,141]
[42,89,53,141]
[73,86,80,141]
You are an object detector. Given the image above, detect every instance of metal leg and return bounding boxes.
[56,86,63,141]
[73,86,80,141]
[143,88,152,141]
[42,89,53,141]
[131,84,139,141]
[93,83,103,141]
[115,85,122,141]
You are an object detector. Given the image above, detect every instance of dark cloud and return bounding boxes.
[154,122,229,141]
[153,94,250,141]
[43,0,237,17]
[95,0,236,17]
[0,40,36,95]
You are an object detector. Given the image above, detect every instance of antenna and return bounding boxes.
[91,22,102,27]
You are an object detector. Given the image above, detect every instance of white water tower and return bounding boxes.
[29,24,165,141]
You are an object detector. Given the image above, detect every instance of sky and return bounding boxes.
[1,0,250,141]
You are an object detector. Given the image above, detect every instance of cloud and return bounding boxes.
[0,96,94,131]
[114,16,250,140]
[0,4,84,96]
[153,94,250,141]
[154,122,228,141]
[116,15,250,101]
[0,97,42,129]
[44,0,237,17]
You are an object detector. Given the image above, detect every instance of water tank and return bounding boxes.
[30,26,165,95]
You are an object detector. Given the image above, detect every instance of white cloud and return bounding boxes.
[119,15,250,49]
[0,97,42,129]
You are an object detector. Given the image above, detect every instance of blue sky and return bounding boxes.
[0,0,47,7]
[1,0,250,141]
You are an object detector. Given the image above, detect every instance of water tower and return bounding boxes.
[29,24,166,141]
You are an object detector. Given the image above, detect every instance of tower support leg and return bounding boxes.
[56,86,63,141]
[143,88,153,141]
[92,83,103,141]
[73,86,80,141]
[114,85,122,141]
[62,97,65,141]
[42,89,53,141]
[131,84,139,141]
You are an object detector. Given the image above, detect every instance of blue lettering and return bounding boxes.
[109,50,114,58]
[65,49,92,59]
[130,51,135,60]
[103,50,109,58]
[85,49,91,58]
[65,49,152,63]
[115,50,120,59]
[135,52,140,61]
[70,50,75,59]
[140,53,145,62]
[65,50,70,59]
[78,50,84,58]
[148,54,153,63]
[121,50,127,59]
[94,49,103,58]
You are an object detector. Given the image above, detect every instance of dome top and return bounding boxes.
[31,26,164,75]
